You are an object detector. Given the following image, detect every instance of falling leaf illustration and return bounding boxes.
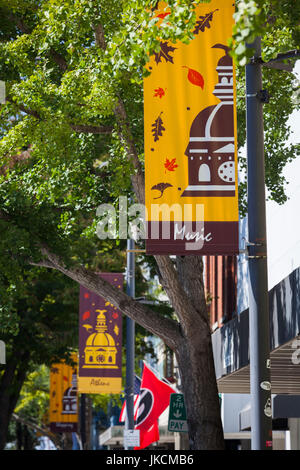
[112,312,119,319]
[193,9,219,35]
[63,376,68,382]
[82,310,90,321]
[153,41,177,65]
[151,182,173,199]
[182,66,204,89]
[164,158,178,173]
[152,112,165,142]
[82,324,93,331]
[154,87,166,99]
[114,325,119,336]
[52,391,56,397]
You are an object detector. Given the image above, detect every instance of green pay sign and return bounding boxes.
[168,393,188,433]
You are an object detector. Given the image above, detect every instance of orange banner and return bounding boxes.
[145,0,239,254]
[49,354,78,433]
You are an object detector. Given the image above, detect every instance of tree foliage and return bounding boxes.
[0,0,299,450]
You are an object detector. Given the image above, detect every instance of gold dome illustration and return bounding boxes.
[83,310,118,369]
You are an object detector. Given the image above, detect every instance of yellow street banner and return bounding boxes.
[49,354,78,433]
[145,0,239,255]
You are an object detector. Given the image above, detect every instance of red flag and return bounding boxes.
[119,395,140,423]
[134,363,175,449]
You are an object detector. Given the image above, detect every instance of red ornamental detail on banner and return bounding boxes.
[78,273,123,394]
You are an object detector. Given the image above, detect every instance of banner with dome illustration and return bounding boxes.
[49,354,78,433]
[78,274,123,394]
[145,0,239,255]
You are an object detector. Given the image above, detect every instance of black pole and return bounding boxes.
[246,37,273,450]
[124,238,135,449]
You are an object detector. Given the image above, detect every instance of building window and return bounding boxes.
[198,163,211,182]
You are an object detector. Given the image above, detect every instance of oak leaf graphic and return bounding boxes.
[164,158,178,173]
[151,182,173,199]
[151,112,165,142]
[153,41,177,65]
[193,9,219,35]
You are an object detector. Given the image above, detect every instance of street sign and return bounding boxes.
[124,429,140,447]
[168,393,188,433]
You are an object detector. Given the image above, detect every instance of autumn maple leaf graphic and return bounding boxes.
[164,158,178,173]
[154,87,166,99]
[153,41,177,65]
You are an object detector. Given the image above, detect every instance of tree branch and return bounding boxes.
[36,247,182,350]
[155,255,208,336]
[11,413,62,450]
[5,97,113,135]
[93,22,145,204]
[113,100,145,204]
[69,124,113,134]
[8,13,68,72]
[94,23,107,49]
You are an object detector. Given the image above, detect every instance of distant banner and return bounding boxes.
[49,354,78,433]
[145,0,238,255]
[78,273,123,394]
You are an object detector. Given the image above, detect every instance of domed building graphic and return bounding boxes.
[181,44,236,198]
[62,373,78,415]
[83,310,118,369]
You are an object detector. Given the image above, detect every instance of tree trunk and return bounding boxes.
[176,328,224,450]
[172,255,224,450]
